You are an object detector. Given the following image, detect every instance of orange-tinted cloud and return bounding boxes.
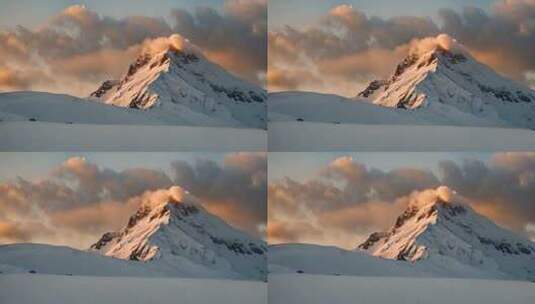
[269,0,535,96]
[171,152,267,238]
[269,153,535,248]
[0,153,267,248]
[171,0,267,85]
[0,67,31,90]
[0,1,266,95]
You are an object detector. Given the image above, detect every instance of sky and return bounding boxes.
[0,152,267,249]
[0,0,225,29]
[268,152,535,249]
[0,152,225,182]
[0,0,267,95]
[269,0,495,29]
[268,0,535,96]
[269,152,491,182]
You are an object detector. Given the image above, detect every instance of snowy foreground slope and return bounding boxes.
[269,244,506,280]
[0,89,263,129]
[270,92,505,128]
[0,92,267,151]
[0,92,166,125]
[270,187,535,282]
[0,244,162,277]
[268,92,535,151]
[0,274,266,304]
[269,274,535,304]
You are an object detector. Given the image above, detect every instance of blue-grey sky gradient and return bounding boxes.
[0,152,225,182]
[269,152,492,182]
[0,0,224,29]
[268,0,495,29]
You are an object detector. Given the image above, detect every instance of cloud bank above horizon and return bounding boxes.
[268,152,535,249]
[0,0,267,96]
[0,153,267,249]
[268,0,535,96]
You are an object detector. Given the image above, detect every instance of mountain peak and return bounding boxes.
[357,187,535,280]
[357,187,465,260]
[89,34,267,129]
[90,186,267,280]
[90,186,197,259]
[386,34,469,82]
[356,34,535,128]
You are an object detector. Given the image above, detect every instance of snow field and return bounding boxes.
[268,274,535,304]
[0,274,267,304]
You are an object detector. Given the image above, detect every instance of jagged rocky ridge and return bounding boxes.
[90,187,267,281]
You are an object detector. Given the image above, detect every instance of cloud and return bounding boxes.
[53,156,174,203]
[0,66,31,90]
[0,221,35,242]
[439,0,535,86]
[0,154,266,248]
[268,156,439,248]
[0,5,171,95]
[269,0,535,95]
[171,0,267,85]
[0,1,266,95]
[0,156,172,248]
[171,153,267,238]
[140,34,200,56]
[438,152,535,237]
[408,34,467,56]
[268,5,438,96]
[269,153,535,248]
[321,156,439,203]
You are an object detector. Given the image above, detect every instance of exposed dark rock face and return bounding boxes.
[358,232,388,250]
[90,232,120,250]
[90,80,118,98]
[357,80,386,98]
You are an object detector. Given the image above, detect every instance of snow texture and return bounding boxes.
[269,274,535,304]
[0,274,266,304]
[268,121,535,151]
[0,121,266,151]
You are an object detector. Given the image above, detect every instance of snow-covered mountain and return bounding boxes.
[357,36,535,129]
[90,186,267,281]
[358,186,535,281]
[270,187,535,282]
[90,35,266,129]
